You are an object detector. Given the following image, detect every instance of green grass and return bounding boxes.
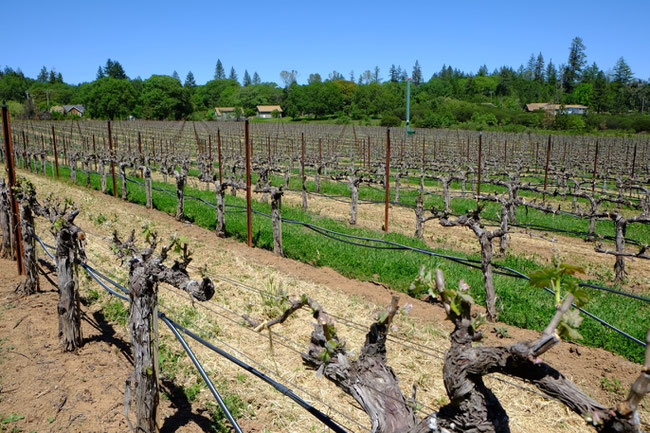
[36,164,650,363]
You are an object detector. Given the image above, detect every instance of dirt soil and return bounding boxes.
[0,258,216,433]
[0,168,648,433]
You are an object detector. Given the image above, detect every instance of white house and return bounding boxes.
[524,103,587,115]
[256,105,283,119]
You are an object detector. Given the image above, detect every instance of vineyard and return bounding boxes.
[0,113,649,433]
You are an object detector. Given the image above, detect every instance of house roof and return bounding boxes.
[256,105,283,113]
[525,103,587,112]
[215,107,236,115]
[63,104,85,113]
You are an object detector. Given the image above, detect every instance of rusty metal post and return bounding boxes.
[52,126,60,178]
[384,128,390,232]
[217,129,222,183]
[592,140,599,194]
[108,121,117,197]
[543,135,551,199]
[1,104,24,274]
[245,120,252,248]
[477,133,483,201]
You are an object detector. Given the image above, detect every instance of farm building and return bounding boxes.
[256,105,283,118]
[63,105,85,116]
[215,107,240,120]
[524,103,587,115]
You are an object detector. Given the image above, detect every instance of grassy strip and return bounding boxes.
[38,166,649,363]
[264,172,650,245]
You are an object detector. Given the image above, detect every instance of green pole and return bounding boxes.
[406,78,415,135]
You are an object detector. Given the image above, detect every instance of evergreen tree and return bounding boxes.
[48,69,56,84]
[546,60,557,86]
[184,71,196,88]
[412,60,422,84]
[389,64,398,82]
[102,59,127,80]
[534,52,545,82]
[613,57,633,85]
[37,66,48,83]
[524,54,537,80]
[172,70,180,81]
[215,60,225,79]
[373,66,380,83]
[96,66,105,79]
[581,62,600,83]
[349,70,355,82]
[56,72,63,83]
[228,66,238,82]
[591,71,608,113]
[563,36,587,92]
[477,64,489,77]
[243,70,252,86]
[252,72,261,84]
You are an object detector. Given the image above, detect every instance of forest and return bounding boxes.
[1,37,649,133]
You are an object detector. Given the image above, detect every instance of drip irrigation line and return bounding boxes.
[33,170,650,349]
[164,316,357,433]
[36,236,357,433]
[160,314,245,433]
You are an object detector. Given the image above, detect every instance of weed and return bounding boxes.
[93,213,107,226]
[206,386,246,433]
[103,299,129,326]
[1,413,25,432]
[159,342,185,380]
[84,287,101,304]
[183,380,203,402]
[600,375,624,395]
[492,325,512,339]
[260,277,289,320]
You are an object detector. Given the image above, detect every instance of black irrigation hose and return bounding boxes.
[160,314,245,433]
[39,171,650,347]
[163,316,351,433]
[34,235,351,433]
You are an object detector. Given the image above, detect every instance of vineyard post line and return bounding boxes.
[384,127,390,232]
[1,102,24,274]
[477,132,483,202]
[107,121,117,198]
[245,119,252,248]
[51,125,60,178]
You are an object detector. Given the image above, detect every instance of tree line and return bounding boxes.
[1,37,649,132]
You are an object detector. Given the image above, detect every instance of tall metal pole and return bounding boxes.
[1,104,24,274]
[107,121,117,197]
[245,120,252,248]
[384,128,390,232]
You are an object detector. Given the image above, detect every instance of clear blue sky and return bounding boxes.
[5,0,649,85]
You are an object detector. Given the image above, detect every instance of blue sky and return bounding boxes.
[5,0,649,85]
